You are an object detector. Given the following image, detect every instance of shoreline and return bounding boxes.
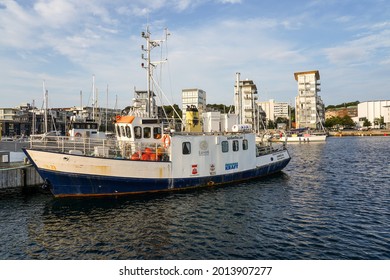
[328,130,390,137]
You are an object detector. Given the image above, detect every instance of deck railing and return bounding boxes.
[28,135,169,161]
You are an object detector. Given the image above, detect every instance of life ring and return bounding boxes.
[131,153,140,160]
[162,134,171,148]
[75,132,82,137]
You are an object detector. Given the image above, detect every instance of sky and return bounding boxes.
[1,0,389,110]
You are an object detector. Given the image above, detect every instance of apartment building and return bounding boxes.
[294,70,325,129]
[181,88,206,125]
[258,99,290,123]
[234,73,261,132]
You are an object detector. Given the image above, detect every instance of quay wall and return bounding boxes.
[0,164,44,189]
[328,130,390,137]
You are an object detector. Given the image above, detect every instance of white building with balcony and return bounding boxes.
[258,99,290,123]
[234,73,261,132]
[294,70,325,130]
[181,88,206,124]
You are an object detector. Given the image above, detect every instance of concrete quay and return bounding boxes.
[328,129,390,137]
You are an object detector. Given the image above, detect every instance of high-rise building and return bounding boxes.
[234,73,260,132]
[258,99,290,122]
[181,88,206,125]
[294,70,325,129]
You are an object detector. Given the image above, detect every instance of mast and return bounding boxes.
[43,81,48,133]
[235,72,242,125]
[32,99,36,135]
[141,26,169,118]
[106,84,108,133]
[92,75,95,121]
[141,27,152,118]
[80,90,83,111]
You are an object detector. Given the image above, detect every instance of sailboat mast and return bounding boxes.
[43,81,48,133]
[235,72,242,125]
[32,99,36,135]
[106,84,108,133]
[92,75,95,121]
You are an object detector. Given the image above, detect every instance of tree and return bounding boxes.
[162,104,182,119]
[363,118,371,128]
[267,120,275,129]
[275,117,289,125]
[341,115,355,127]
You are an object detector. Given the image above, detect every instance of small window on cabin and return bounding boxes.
[144,127,151,138]
[116,126,121,137]
[120,126,126,137]
[182,142,191,155]
[153,127,162,139]
[134,126,142,139]
[221,141,229,153]
[125,125,131,138]
[242,139,248,150]
[233,140,239,152]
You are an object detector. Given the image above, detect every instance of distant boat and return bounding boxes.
[23,27,291,198]
[276,129,327,143]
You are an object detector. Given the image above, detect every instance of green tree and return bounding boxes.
[267,120,275,129]
[363,118,371,127]
[162,104,182,119]
[275,117,289,125]
[341,115,355,127]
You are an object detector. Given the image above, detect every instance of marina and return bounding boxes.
[21,28,291,198]
[1,136,389,259]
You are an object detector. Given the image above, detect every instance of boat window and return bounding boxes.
[221,141,229,153]
[125,125,131,138]
[182,142,191,155]
[242,139,248,150]
[144,127,151,138]
[120,126,125,137]
[233,140,239,152]
[116,125,120,137]
[153,127,162,139]
[134,126,142,139]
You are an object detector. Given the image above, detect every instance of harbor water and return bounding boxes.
[0,136,389,259]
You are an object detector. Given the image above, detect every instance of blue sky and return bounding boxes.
[1,0,389,110]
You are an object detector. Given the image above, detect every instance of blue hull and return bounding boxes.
[35,158,291,197]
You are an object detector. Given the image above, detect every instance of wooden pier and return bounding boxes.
[0,160,44,190]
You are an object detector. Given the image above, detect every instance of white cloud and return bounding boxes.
[34,0,77,27]
[324,29,390,65]
[217,0,242,3]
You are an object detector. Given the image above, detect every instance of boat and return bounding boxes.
[67,110,107,140]
[22,27,291,198]
[277,128,327,143]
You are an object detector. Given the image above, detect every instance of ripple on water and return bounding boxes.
[1,137,389,259]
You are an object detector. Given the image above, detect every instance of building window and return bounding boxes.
[233,140,239,151]
[221,141,229,153]
[182,142,191,154]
